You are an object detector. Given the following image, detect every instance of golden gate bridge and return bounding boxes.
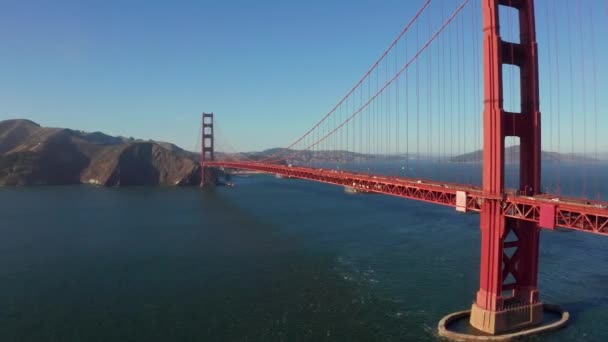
[198,0,607,339]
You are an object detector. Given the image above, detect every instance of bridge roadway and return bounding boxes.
[206,161,608,235]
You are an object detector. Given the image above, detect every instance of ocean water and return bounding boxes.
[1,163,608,341]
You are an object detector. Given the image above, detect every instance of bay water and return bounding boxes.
[1,162,608,341]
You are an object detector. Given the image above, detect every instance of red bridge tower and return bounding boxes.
[201,112,215,187]
[470,0,543,334]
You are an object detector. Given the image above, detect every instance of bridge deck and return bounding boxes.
[206,161,608,235]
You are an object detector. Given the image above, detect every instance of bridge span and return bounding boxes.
[200,0,608,338]
[207,161,608,236]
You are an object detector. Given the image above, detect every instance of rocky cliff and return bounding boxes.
[0,119,201,186]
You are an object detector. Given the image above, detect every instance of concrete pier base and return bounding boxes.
[438,304,569,341]
[469,302,544,334]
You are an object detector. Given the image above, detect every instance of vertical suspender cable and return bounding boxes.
[544,1,554,193]
[565,0,576,196]
[588,3,600,199]
[551,0,562,195]
[577,1,588,198]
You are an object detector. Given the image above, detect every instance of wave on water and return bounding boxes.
[335,255,380,285]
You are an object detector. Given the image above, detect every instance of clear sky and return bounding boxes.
[1,0,606,154]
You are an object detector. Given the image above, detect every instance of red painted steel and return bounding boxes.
[201,113,215,186]
[202,0,607,334]
[205,161,608,235]
[539,204,556,229]
[257,0,433,164]
[475,0,543,315]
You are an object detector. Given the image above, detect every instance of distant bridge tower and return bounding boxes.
[201,112,215,186]
[470,0,543,334]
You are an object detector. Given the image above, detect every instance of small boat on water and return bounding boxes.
[344,186,372,194]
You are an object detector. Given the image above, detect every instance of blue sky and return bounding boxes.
[1,0,606,154]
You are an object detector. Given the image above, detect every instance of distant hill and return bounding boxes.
[0,119,201,186]
[4,118,599,186]
[595,152,608,161]
[248,149,375,164]
[217,148,418,165]
[0,119,42,154]
[450,145,596,163]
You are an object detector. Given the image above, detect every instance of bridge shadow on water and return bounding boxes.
[196,185,431,341]
[205,175,486,341]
